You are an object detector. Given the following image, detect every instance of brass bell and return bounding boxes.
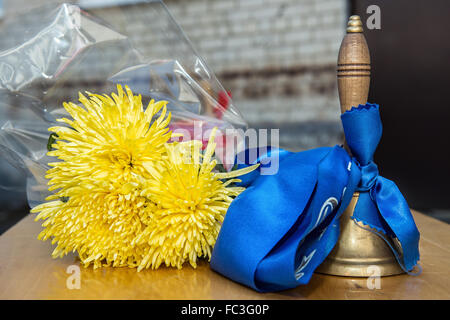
[315,16,404,277]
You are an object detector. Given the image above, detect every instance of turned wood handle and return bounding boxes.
[337,16,371,114]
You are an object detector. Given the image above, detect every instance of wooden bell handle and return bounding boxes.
[337,16,371,114]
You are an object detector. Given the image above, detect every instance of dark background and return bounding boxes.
[352,0,450,214]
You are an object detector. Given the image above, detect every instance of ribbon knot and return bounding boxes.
[357,160,379,192]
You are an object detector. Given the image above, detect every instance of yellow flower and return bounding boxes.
[138,128,258,270]
[32,85,171,269]
[31,85,258,270]
[47,85,171,187]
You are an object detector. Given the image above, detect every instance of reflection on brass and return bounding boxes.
[316,193,404,277]
[346,15,363,33]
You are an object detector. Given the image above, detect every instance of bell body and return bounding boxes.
[316,193,404,276]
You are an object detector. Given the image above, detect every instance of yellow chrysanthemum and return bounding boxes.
[32,85,170,268]
[31,85,258,270]
[47,85,171,185]
[137,128,258,270]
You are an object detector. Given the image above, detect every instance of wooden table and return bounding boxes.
[0,211,449,300]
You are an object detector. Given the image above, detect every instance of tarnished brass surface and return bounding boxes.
[316,193,404,277]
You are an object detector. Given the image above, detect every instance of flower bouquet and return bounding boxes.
[0,2,255,269]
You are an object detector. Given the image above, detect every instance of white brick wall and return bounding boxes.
[164,0,347,73]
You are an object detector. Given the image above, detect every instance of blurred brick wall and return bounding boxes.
[168,0,348,149]
[1,0,347,150]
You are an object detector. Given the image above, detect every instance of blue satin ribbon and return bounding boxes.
[210,103,420,292]
[341,103,420,272]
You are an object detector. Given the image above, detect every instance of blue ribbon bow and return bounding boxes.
[341,103,420,273]
[210,103,420,292]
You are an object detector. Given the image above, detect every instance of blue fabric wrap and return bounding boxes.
[341,103,420,272]
[210,103,420,292]
[211,146,360,291]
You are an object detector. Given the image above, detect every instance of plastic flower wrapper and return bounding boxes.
[0,2,255,269]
